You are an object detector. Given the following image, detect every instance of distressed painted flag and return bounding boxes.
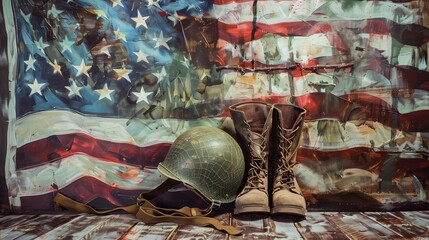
[3,0,429,212]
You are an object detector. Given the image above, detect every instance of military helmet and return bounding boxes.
[157,126,245,203]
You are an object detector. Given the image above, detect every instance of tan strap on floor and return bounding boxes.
[136,197,241,235]
[54,179,242,235]
[54,192,139,214]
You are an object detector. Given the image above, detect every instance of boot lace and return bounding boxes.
[274,124,300,192]
[240,126,270,195]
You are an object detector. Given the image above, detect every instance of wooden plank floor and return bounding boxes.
[1,211,428,239]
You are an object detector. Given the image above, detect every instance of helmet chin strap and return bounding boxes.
[181,182,221,212]
[54,178,243,236]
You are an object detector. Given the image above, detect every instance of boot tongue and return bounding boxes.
[250,132,263,155]
[249,132,267,172]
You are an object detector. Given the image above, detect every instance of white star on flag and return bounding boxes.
[96,83,115,101]
[147,0,160,8]
[114,28,127,42]
[152,66,167,82]
[154,32,172,50]
[167,12,180,26]
[61,35,74,53]
[20,10,31,24]
[133,87,153,104]
[73,60,91,77]
[132,11,149,29]
[98,46,111,56]
[28,79,46,96]
[181,56,191,68]
[98,40,111,56]
[111,0,124,8]
[49,59,62,75]
[187,4,196,10]
[134,50,149,63]
[114,67,132,82]
[187,4,203,18]
[48,4,63,18]
[93,9,108,19]
[65,80,82,98]
[24,55,37,71]
[36,37,49,51]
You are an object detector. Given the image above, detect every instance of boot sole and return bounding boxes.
[271,206,306,217]
[234,205,270,215]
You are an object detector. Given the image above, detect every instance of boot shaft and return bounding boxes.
[272,104,306,194]
[229,102,273,192]
[272,104,306,166]
[229,101,273,164]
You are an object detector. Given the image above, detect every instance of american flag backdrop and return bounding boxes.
[2,0,429,212]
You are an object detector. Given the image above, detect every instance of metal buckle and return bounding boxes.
[210,200,221,210]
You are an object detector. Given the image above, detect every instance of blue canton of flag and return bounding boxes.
[16,0,215,118]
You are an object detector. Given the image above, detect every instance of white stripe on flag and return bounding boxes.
[212,1,419,25]
[337,89,429,114]
[10,154,167,197]
[218,33,421,67]
[14,110,225,147]
[302,120,395,150]
[218,33,335,65]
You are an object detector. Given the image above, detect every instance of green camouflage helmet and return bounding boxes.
[157,126,245,203]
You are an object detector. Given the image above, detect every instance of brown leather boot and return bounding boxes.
[229,101,273,214]
[271,103,307,216]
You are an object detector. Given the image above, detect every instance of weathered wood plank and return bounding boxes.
[168,225,225,240]
[0,215,38,240]
[0,214,36,229]
[270,215,304,239]
[2,212,429,239]
[34,214,121,240]
[119,222,177,240]
[362,212,429,238]
[35,214,114,240]
[392,211,429,230]
[324,212,401,239]
[294,212,351,240]
[78,214,139,240]
[1,214,77,240]
[167,213,230,240]
[230,213,271,239]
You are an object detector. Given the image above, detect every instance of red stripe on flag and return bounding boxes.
[294,93,429,132]
[218,20,428,46]
[395,66,429,91]
[218,21,319,43]
[293,93,356,121]
[216,93,429,131]
[16,133,171,170]
[298,147,382,165]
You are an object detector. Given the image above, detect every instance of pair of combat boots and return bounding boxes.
[229,101,307,216]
